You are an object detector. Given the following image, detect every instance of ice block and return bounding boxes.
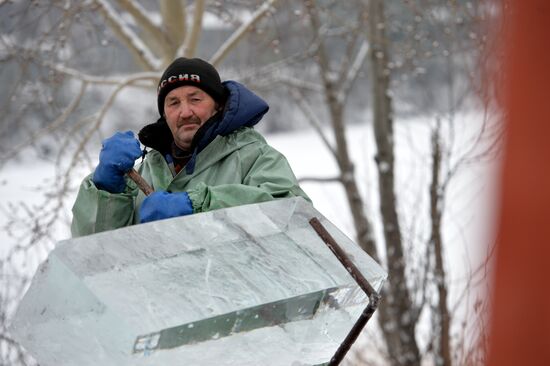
[10,197,387,366]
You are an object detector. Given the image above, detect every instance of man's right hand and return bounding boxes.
[92,131,142,193]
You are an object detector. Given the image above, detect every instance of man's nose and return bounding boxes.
[177,102,193,119]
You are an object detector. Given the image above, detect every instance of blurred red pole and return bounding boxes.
[487,1,550,365]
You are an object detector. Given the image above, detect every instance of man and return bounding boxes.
[71,57,310,237]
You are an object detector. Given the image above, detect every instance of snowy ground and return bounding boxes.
[0,112,499,363]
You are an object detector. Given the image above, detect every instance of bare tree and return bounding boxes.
[269,0,500,365]
[428,119,452,366]
[365,1,425,364]
[0,1,281,364]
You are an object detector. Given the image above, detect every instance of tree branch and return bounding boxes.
[289,87,337,158]
[180,0,205,57]
[210,0,279,66]
[44,61,159,86]
[274,74,323,93]
[0,81,88,166]
[298,176,342,184]
[340,40,369,100]
[93,0,161,70]
[116,0,174,60]
[160,0,186,64]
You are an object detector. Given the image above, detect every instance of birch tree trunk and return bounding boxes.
[367,0,421,364]
[430,121,452,366]
[304,0,378,260]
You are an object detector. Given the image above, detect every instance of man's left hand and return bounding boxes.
[139,191,193,223]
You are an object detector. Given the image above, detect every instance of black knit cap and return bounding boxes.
[157,57,226,116]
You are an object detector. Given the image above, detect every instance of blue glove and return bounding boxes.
[139,191,194,223]
[93,131,142,193]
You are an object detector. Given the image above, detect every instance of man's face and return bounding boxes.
[164,85,218,151]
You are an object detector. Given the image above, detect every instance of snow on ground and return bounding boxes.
[0,160,65,258]
[268,113,499,282]
[267,113,499,358]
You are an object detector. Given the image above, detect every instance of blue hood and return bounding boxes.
[186,81,269,174]
[216,80,269,135]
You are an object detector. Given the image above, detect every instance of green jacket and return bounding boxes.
[71,127,310,237]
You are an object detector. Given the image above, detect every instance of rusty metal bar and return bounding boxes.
[127,168,154,196]
[309,218,377,297]
[309,217,381,366]
[327,294,380,365]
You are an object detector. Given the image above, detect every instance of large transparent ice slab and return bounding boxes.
[10,197,387,366]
